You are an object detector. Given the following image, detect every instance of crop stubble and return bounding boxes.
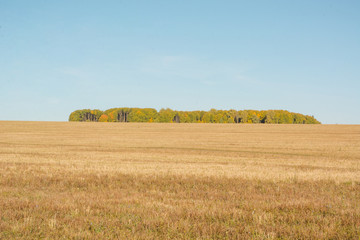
[0,121,359,239]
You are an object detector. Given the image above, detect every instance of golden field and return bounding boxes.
[0,121,359,239]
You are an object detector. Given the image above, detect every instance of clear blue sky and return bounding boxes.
[1,1,359,123]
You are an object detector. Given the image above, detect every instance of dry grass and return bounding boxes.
[0,121,359,239]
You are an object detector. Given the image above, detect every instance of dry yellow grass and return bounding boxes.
[0,121,359,239]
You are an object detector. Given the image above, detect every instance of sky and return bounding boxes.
[0,1,359,123]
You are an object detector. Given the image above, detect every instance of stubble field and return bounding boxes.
[0,121,359,239]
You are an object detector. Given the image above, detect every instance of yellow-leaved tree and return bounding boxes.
[99,114,109,122]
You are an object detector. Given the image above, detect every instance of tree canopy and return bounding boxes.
[69,108,321,124]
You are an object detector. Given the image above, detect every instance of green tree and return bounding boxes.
[158,108,175,122]
[68,108,321,124]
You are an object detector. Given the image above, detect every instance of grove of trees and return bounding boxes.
[69,108,321,124]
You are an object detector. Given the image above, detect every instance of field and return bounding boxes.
[0,121,359,239]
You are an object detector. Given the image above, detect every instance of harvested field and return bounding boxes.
[0,121,359,239]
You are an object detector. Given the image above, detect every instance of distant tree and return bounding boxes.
[68,108,321,124]
[99,114,109,122]
[265,110,275,124]
[68,109,103,122]
[202,112,211,123]
[250,113,260,123]
[158,108,175,122]
[238,111,248,123]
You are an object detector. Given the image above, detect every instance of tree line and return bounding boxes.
[69,108,321,124]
